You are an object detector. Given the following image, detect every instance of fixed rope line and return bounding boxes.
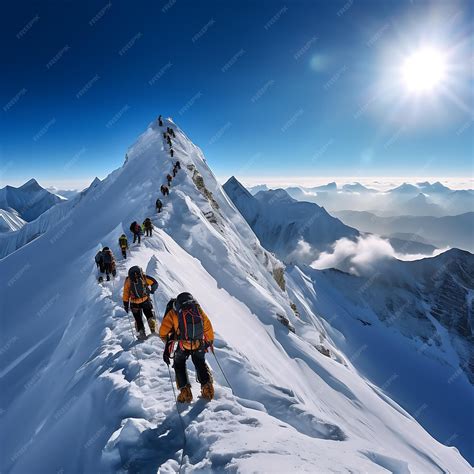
[211,348,235,395]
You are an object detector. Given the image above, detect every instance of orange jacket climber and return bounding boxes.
[159,299,214,350]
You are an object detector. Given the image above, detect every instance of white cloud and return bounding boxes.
[311,234,448,275]
[287,238,318,264]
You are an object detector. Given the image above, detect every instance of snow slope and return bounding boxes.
[224,177,359,265]
[0,209,26,233]
[1,117,471,473]
[286,250,474,464]
[0,179,64,222]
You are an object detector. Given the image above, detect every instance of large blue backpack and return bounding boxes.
[176,292,204,342]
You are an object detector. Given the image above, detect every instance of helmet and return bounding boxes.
[176,292,196,311]
[128,265,143,280]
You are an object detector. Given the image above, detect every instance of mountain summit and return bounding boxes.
[0,118,471,472]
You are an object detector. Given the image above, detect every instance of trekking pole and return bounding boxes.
[211,347,235,394]
[167,364,186,473]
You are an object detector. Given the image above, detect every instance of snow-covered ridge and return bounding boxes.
[0,117,471,472]
[0,209,26,233]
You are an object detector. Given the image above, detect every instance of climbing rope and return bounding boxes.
[211,348,235,395]
[167,364,187,473]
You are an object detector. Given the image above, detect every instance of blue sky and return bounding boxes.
[1,0,472,189]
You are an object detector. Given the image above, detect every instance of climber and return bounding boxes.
[170,148,174,158]
[101,247,117,281]
[159,292,215,403]
[155,198,163,213]
[123,266,158,340]
[163,132,168,140]
[175,160,181,170]
[167,136,172,146]
[95,249,105,274]
[172,166,177,178]
[143,217,153,237]
[161,185,169,196]
[119,234,128,259]
[130,221,142,244]
[158,115,163,127]
[167,174,173,186]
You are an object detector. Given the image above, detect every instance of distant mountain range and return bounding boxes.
[334,210,474,252]
[224,176,359,264]
[0,179,65,231]
[243,181,474,217]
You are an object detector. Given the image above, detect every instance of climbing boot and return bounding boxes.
[148,318,156,333]
[201,381,214,401]
[177,385,193,403]
[137,329,147,341]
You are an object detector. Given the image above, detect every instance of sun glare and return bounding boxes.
[401,47,446,93]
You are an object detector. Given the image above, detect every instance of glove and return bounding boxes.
[204,340,214,352]
[163,339,173,365]
[123,301,129,314]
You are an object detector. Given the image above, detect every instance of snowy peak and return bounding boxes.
[225,177,359,265]
[388,182,420,194]
[0,178,64,222]
[224,175,253,200]
[309,181,338,192]
[255,188,295,204]
[247,183,269,195]
[18,178,42,191]
[416,181,452,193]
[341,182,376,193]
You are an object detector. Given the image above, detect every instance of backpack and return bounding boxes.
[130,221,137,233]
[128,266,149,299]
[102,248,113,265]
[95,251,103,264]
[175,292,204,342]
[119,236,127,248]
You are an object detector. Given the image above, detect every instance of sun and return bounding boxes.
[401,47,447,93]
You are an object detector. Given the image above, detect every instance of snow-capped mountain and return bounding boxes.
[287,248,474,462]
[224,177,359,265]
[341,182,377,193]
[416,181,452,194]
[246,183,268,195]
[398,193,444,216]
[0,209,26,233]
[0,179,64,222]
[1,117,472,473]
[283,181,474,217]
